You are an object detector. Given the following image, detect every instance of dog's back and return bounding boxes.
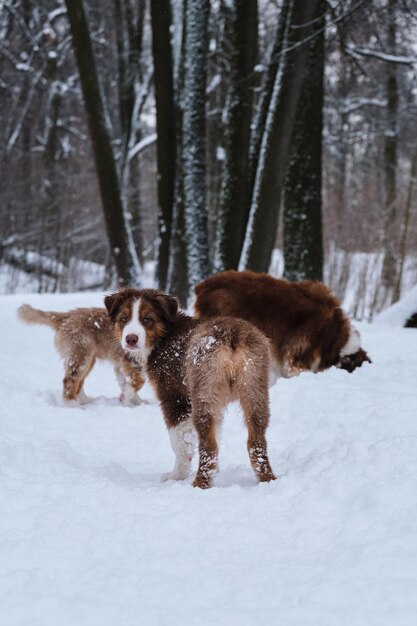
[194,270,371,375]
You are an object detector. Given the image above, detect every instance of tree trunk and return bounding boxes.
[182,0,211,295]
[214,0,258,272]
[150,0,177,291]
[393,144,417,303]
[239,0,319,273]
[248,0,291,207]
[64,0,142,286]
[167,0,189,306]
[381,0,398,300]
[283,0,325,282]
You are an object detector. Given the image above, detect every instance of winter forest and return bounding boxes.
[3,2,417,624]
[1,0,417,317]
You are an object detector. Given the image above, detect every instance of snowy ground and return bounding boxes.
[1,292,417,626]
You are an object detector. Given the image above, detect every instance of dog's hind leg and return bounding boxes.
[192,402,219,489]
[63,354,95,403]
[239,383,276,484]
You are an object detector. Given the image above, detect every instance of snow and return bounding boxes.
[374,284,417,327]
[2,291,417,625]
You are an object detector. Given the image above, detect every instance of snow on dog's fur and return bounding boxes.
[18,304,145,404]
[194,270,371,378]
[105,288,276,489]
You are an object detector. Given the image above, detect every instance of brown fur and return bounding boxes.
[194,270,371,376]
[18,303,144,403]
[105,288,276,489]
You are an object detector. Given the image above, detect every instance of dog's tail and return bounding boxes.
[17,304,67,330]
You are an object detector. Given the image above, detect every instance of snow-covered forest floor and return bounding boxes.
[2,291,417,626]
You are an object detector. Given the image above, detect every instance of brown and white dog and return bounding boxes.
[194,270,371,379]
[18,304,145,404]
[104,288,276,489]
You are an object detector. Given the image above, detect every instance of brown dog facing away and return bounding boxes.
[18,304,145,405]
[194,270,371,379]
[104,287,276,489]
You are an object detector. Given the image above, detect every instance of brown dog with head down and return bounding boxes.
[105,287,276,489]
[194,270,371,379]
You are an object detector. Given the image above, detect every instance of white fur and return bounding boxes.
[122,298,149,362]
[340,325,361,357]
[162,418,196,482]
[114,366,141,406]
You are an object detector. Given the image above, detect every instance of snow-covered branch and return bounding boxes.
[346,45,417,65]
[341,97,387,114]
[128,133,157,161]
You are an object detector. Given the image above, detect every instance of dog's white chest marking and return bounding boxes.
[340,326,361,357]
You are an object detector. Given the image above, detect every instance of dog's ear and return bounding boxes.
[104,290,128,322]
[151,293,179,323]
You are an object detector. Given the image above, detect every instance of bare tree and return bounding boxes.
[214,0,258,272]
[381,0,399,301]
[167,0,189,306]
[150,0,176,290]
[64,0,142,286]
[240,0,320,273]
[182,0,211,293]
[283,0,325,281]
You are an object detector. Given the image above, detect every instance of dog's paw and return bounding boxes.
[161,469,190,482]
[192,474,212,489]
[119,392,142,406]
[63,397,87,409]
[77,389,92,405]
[257,472,277,483]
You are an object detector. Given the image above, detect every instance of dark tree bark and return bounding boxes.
[114,0,147,264]
[150,0,176,291]
[240,0,319,273]
[64,0,141,286]
[283,0,325,282]
[40,54,62,293]
[214,0,258,272]
[381,0,399,298]
[167,0,189,306]
[393,143,417,303]
[248,0,291,205]
[334,61,350,246]
[182,0,211,295]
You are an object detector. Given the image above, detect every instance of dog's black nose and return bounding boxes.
[126,334,138,347]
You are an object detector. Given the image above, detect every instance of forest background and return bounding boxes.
[1,0,416,319]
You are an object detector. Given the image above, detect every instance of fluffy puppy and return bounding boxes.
[18,304,145,404]
[194,270,371,378]
[105,288,276,489]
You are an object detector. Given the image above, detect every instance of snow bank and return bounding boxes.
[374,283,417,327]
[1,292,417,625]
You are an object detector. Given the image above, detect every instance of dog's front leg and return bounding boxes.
[114,363,145,406]
[162,417,196,482]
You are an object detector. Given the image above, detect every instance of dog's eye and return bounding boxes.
[143,317,154,327]
[120,315,128,324]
